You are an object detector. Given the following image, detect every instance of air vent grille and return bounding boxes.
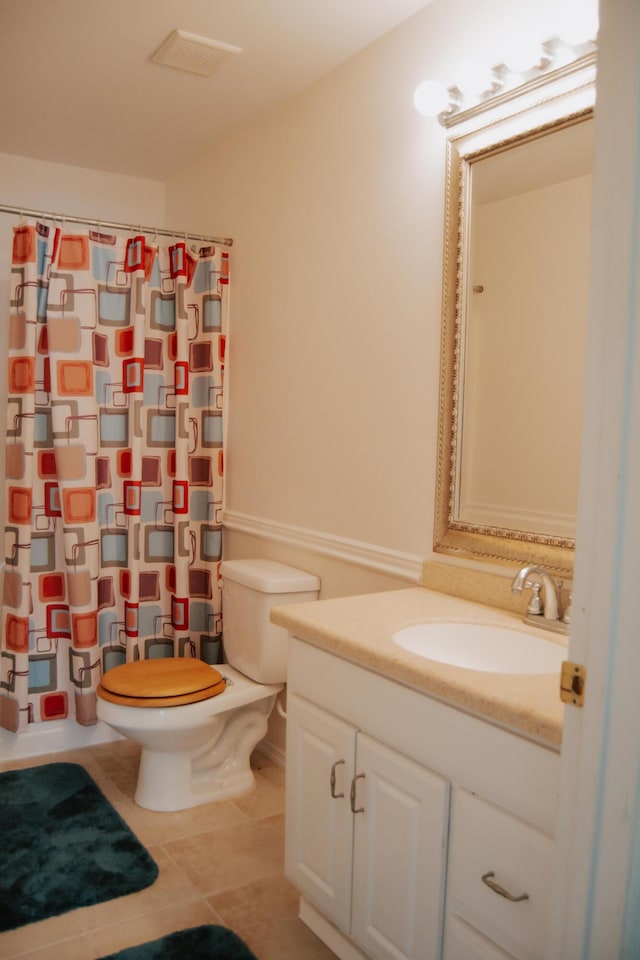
[151,29,242,78]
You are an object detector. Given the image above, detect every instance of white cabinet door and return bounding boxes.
[351,733,450,960]
[285,693,356,932]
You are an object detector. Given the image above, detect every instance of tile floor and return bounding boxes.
[0,741,338,960]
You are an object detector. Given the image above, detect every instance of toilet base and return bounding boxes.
[133,693,278,811]
[136,745,257,812]
[96,665,283,812]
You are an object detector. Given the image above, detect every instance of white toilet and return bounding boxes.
[96,559,319,811]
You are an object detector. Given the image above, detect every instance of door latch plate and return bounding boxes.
[560,661,586,706]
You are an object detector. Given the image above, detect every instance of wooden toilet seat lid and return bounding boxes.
[97,659,226,707]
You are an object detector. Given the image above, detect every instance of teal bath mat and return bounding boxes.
[98,924,258,959]
[0,762,158,931]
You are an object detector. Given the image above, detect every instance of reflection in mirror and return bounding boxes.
[459,118,593,538]
[434,55,596,576]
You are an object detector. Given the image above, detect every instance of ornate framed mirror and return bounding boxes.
[433,53,596,576]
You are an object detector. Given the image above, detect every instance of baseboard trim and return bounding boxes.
[256,738,285,769]
[222,510,423,583]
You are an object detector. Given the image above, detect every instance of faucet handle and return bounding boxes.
[554,579,565,620]
[562,593,573,625]
[525,581,543,616]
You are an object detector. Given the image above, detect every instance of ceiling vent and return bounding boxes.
[151,29,242,78]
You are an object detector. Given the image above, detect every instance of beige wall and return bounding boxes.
[166,0,571,586]
[164,0,583,757]
[0,151,165,226]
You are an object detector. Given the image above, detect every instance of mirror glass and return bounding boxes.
[458,118,593,538]
[434,57,596,575]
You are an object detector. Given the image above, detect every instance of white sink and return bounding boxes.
[392,622,565,674]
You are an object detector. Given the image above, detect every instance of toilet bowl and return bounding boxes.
[96,559,320,812]
[97,663,283,811]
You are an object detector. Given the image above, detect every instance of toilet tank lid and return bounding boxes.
[220,559,320,593]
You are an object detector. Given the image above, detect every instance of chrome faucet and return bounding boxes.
[511,564,568,634]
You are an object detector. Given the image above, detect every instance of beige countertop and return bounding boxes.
[271,587,566,747]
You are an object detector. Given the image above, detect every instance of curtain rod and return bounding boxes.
[0,202,233,247]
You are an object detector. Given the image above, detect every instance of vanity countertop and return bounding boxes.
[270,587,566,747]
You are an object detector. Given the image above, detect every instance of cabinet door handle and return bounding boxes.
[350,772,366,813]
[330,760,345,798]
[481,871,529,902]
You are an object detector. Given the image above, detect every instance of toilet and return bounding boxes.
[96,559,319,811]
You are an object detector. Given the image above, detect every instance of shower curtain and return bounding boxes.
[0,220,229,733]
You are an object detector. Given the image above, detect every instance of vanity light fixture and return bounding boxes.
[414,32,597,127]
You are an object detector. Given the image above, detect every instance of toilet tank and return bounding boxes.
[220,559,320,683]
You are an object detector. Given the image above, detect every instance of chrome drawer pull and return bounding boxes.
[350,772,366,813]
[330,760,345,798]
[481,871,530,902]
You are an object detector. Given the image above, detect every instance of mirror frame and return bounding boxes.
[434,53,596,577]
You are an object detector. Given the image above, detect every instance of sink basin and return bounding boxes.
[392,622,565,674]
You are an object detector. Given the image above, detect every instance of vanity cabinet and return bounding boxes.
[284,637,560,960]
[286,692,449,960]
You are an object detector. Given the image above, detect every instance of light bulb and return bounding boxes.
[413,80,450,117]
[455,58,495,98]
[504,38,544,74]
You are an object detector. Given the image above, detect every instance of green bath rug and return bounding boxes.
[0,762,158,931]
[98,924,259,959]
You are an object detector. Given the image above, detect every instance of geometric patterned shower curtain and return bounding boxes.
[0,221,229,733]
